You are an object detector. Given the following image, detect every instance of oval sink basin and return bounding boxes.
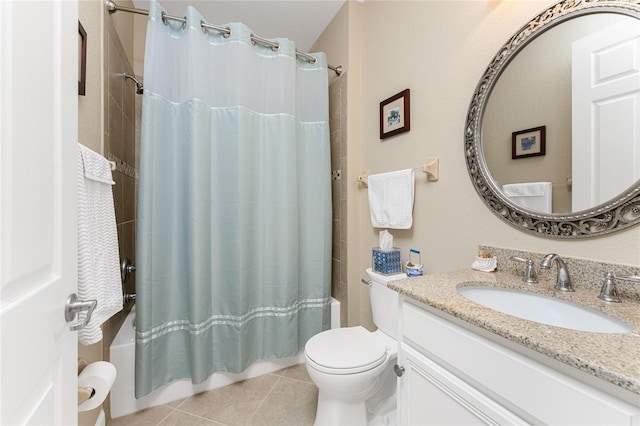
[458,285,632,334]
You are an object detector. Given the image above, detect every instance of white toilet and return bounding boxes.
[304,268,406,425]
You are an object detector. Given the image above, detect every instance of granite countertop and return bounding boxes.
[388,268,640,396]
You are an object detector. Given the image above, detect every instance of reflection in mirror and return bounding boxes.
[483,13,637,214]
[465,0,640,238]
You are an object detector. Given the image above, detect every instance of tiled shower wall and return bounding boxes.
[101,13,138,421]
[329,73,348,327]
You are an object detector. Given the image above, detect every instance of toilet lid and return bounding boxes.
[305,326,387,374]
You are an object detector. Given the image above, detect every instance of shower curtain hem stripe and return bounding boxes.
[136,298,331,343]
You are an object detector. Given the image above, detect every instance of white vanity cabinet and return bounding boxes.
[398,343,526,425]
[397,297,640,425]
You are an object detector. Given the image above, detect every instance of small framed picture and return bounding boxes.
[79,21,87,96]
[380,89,410,139]
[512,126,546,159]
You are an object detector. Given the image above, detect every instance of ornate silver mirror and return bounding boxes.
[465,0,640,238]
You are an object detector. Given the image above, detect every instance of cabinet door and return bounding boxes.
[398,344,525,426]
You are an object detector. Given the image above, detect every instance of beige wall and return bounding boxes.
[78,0,104,153]
[110,1,135,69]
[133,13,146,76]
[316,0,640,329]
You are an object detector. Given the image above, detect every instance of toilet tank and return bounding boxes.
[366,268,406,340]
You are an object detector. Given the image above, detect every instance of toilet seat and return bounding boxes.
[305,326,388,375]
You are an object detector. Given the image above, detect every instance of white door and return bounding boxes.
[1,1,78,424]
[572,19,640,211]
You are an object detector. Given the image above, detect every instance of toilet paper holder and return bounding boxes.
[78,386,96,406]
[77,361,117,411]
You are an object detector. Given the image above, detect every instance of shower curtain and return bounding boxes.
[135,0,332,398]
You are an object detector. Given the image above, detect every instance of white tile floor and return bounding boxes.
[109,364,318,426]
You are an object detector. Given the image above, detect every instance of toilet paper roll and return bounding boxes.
[77,361,117,412]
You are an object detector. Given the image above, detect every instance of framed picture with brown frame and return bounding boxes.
[380,89,410,139]
[78,21,87,96]
[512,126,546,159]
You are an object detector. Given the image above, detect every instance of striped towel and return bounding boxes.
[77,144,122,345]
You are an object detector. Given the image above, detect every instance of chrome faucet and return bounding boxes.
[598,272,640,303]
[540,253,574,292]
[508,256,538,284]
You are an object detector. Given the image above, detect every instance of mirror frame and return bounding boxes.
[465,0,640,239]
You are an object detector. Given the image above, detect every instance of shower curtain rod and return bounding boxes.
[106,0,343,76]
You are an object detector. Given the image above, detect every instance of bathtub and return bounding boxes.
[110,298,341,419]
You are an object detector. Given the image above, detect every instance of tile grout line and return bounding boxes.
[155,406,178,426]
[164,394,229,425]
[170,407,230,425]
[244,375,284,425]
[156,397,229,426]
[278,374,316,387]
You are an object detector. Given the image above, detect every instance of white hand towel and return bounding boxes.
[502,182,552,213]
[77,144,122,345]
[367,169,415,229]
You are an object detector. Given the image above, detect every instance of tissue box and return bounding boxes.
[372,247,402,275]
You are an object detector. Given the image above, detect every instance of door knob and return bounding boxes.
[394,364,405,377]
[64,293,97,331]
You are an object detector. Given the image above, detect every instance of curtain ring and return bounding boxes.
[161,11,187,30]
[250,34,279,52]
[161,11,171,25]
[200,20,232,38]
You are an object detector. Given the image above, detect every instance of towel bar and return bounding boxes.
[357,157,439,187]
